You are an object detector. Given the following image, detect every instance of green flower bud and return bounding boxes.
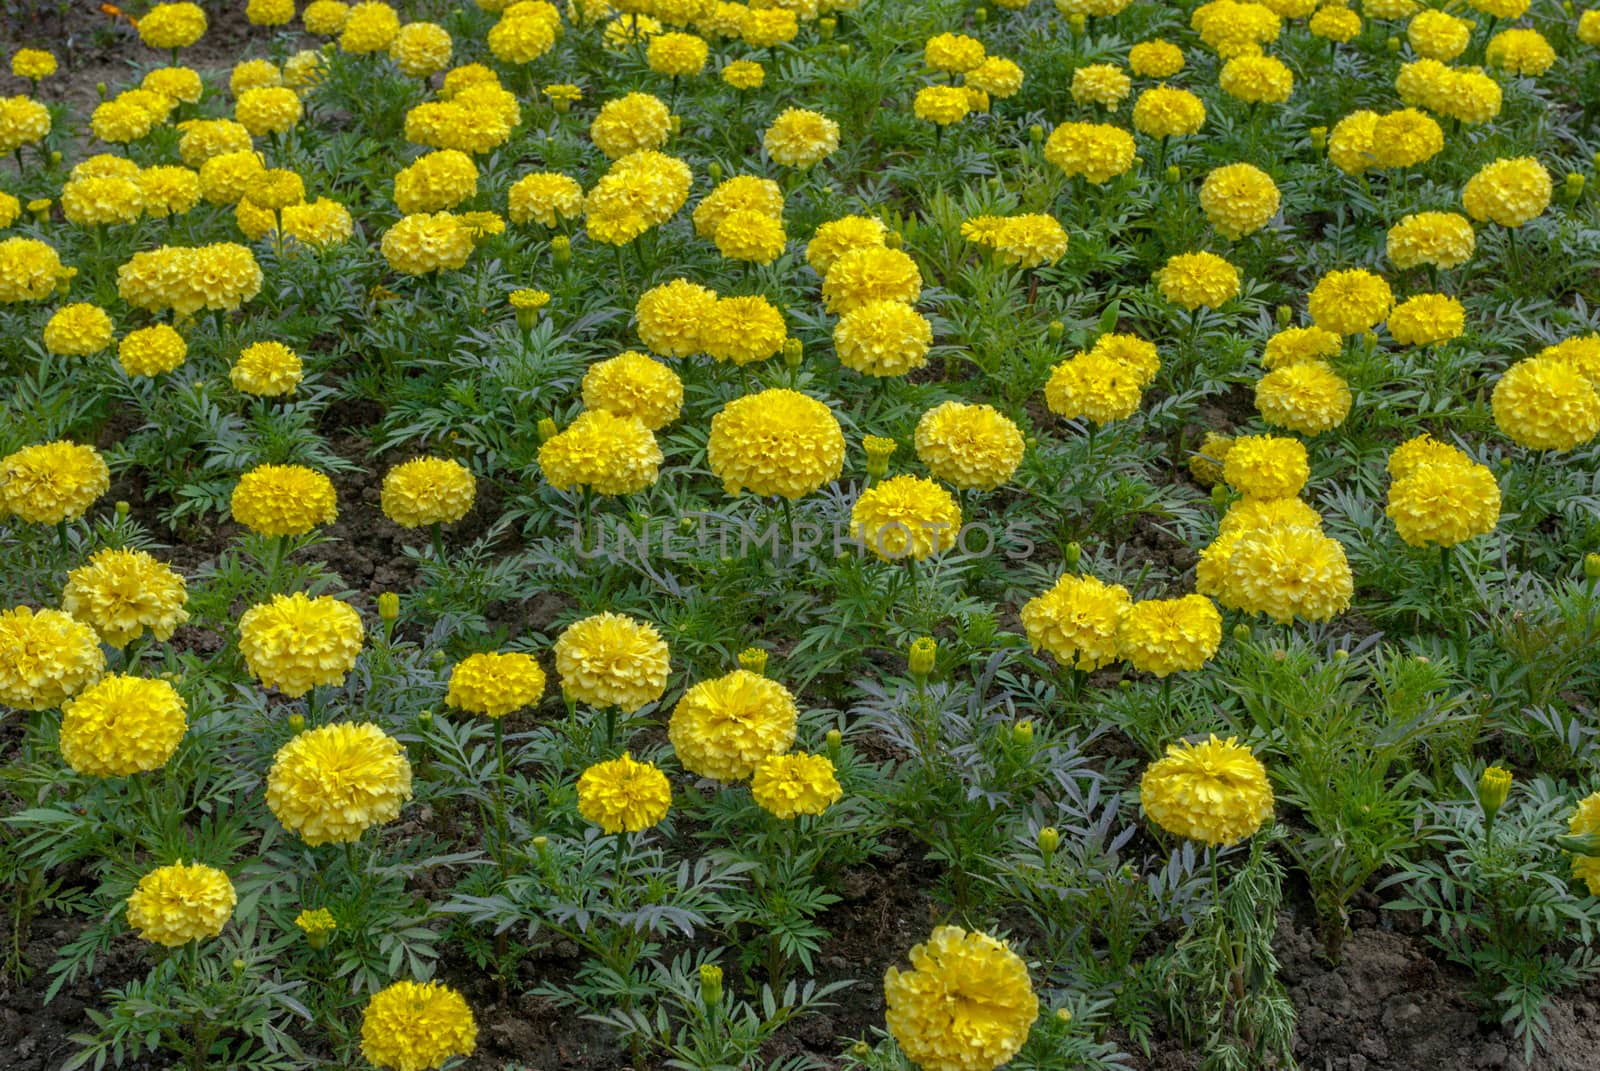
[699,963,723,1006]
[819,15,836,36]
[1013,719,1034,746]
[707,160,723,183]
[908,636,937,677]
[738,647,768,675]
[1585,552,1600,579]
[287,713,306,734]
[551,234,571,268]
[1048,320,1064,342]
[1275,304,1292,327]
[1064,541,1081,569]
[1310,125,1327,152]
[783,336,803,368]
[1028,123,1044,145]
[1232,622,1251,643]
[1037,825,1060,862]
[537,417,559,442]
[1478,766,1512,822]
[378,592,400,622]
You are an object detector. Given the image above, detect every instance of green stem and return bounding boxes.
[493,718,508,861]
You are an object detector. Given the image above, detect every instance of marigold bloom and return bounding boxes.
[1129,40,1185,77]
[341,1,402,51]
[1255,361,1352,435]
[508,171,583,228]
[1219,525,1353,621]
[967,56,1024,98]
[1486,28,1555,76]
[43,303,114,357]
[0,441,109,524]
[708,389,845,499]
[1044,122,1137,184]
[537,409,663,495]
[714,208,787,264]
[1326,109,1379,174]
[1386,455,1500,547]
[231,464,336,537]
[0,606,104,711]
[381,212,474,274]
[851,475,961,561]
[238,593,364,698]
[1223,434,1309,499]
[126,862,234,946]
[1386,211,1474,271]
[304,0,351,33]
[1071,64,1132,109]
[268,722,411,844]
[577,751,672,832]
[1157,252,1240,310]
[1261,325,1341,370]
[591,92,673,159]
[1407,9,1470,60]
[1044,351,1145,425]
[390,21,453,77]
[11,49,57,81]
[0,96,51,157]
[1492,356,1600,452]
[914,401,1025,491]
[1219,54,1293,104]
[393,150,477,215]
[636,277,717,358]
[925,31,986,72]
[762,108,840,168]
[60,675,187,777]
[834,300,933,378]
[63,548,189,649]
[1569,792,1600,896]
[229,341,303,397]
[1199,163,1279,240]
[1370,108,1443,169]
[447,651,546,718]
[752,752,842,818]
[914,85,972,126]
[822,246,922,314]
[722,60,765,89]
[1307,268,1392,335]
[884,926,1038,1071]
[669,669,798,781]
[361,980,476,1071]
[647,31,708,76]
[381,457,475,528]
[1118,595,1222,677]
[1387,294,1464,347]
[1188,431,1234,486]
[138,3,208,49]
[1462,157,1551,228]
[1132,86,1206,138]
[553,611,671,712]
[1309,5,1360,40]
[1020,573,1131,671]
[1140,735,1274,845]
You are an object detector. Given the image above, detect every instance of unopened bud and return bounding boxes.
[287,713,306,733]
[1211,483,1231,511]
[1385,35,1400,52]
[1056,1006,1073,1023]
[699,963,723,1006]
[783,336,803,368]
[1063,541,1081,569]
[1275,304,1292,327]
[974,7,988,23]
[1232,622,1251,643]
[1028,123,1044,145]
[417,709,433,730]
[668,115,681,135]
[378,592,399,622]
[707,160,723,183]
[1012,719,1034,746]
[1037,825,1060,862]
[1048,320,1064,342]
[1478,766,1512,822]
[1334,648,1349,660]
[864,435,896,477]
[738,647,768,675]
[1165,164,1180,184]
[538,417,559,442]
[1585,552,1600,579]
[532,834,549,856]
[115,500,130,519]
[819,15,836,36]
[231,958,246,974]
[1566,172,1586,200]
[96,81,108,98]
[884,229,903,249]
[908,636,937,677]
[850,1040,872,1060]
[837,43,850,57]
[1069,12,1085,32]
[825,728,842,760]
[551,234,571,267]
[1310,125,1327,152]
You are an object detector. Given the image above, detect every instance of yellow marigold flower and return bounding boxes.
[537,409,663,495]
[807,216,888,275]
[591,92,673,159]
[1386,211,1474,271]
[61,175,145,227]
[1486,28,1555,75]
[229,58,283,96]
[438,64,498,98]
[1044,121,1137,184]
[924,31,986,73]
[1492,356,1600,452]
[967,56,1024,98]
[752,752,841,818]
[1224,434,1308,499]
[238,593,363,699]
[138,2,208,49]
[447,651,546,718]
[231,464,336,537]
[268,721,410,843]
[1308,268,1392,335]
[381,457,475,528]
[763,108,840,168]
[822,246,922,314]
[1071,64,1131,109]
[1141,734,1273,845]
[1083,332,1160,387]
[1118,595,1222,677]
[304,0,351,33]
[1219,53,1293,104]
[714,208,787,263]
[1132,86,1206,137]
[1192,0,1282,54]
[0,236,66,303]
[1220,525,1353,621]
[834,299,933,378]
[199,149,267,206]
[488,12,557,63]
[11,49,57,81]
[554,611,671,712]
[1407,9,1470,60]
[1255,361,1352,435]
[381,212,474,275]
[722,60,766,89]
[0,441,109,524]
[247,0,295,24]
[1309,5,1360,40]
[1462,157,1551,228]
[913,84,971,126]
[1261,325,1340,370]
[230,340,304,397]
[1199,162,1279,240]
[1218,496,1324,537]
[403,99,514,155]
[1370,108,1443,169]
[361,980,476,1071]
[294,907,337,947]
[243,169,304,215]
[741,6,798,46]
[693,175,784,240]
[636,277,717,358]
[583,150,692,244]
[0,95,51,156]
[851,474,961,561]
[279,198,353,248]
[341,1,402,52]
[884,926,1038,1071]
[89,99,160,144]
[393,149,477,215]
[603,11,664,50]
[0,606,104,710]
[1581,10,1600,46]
[1045,351,1145,425]
[913,401,1025,491]
[708,388,845,499]
[669,669,797,781]
[42,303,114,357]
[390,22,453,77]
[987,214,1067,268]
[1021,573,1131,671]
[62,548,188,649]
[116,324,186,379]
[1156,251,1240,310]
[1540,334,1600,388]
[648,31,709,76]
[1188,431,1235,486]
[1326,109,1379,174]
[1386,455,1500,547]
[577,751,672,832]
[137,165,202,218]
[126,862,234,946]
[1568,792,1600,895]
[60,675,186,776]
[582,351,684,429]
[508,171,583,228]
[1387,433,1467,480]
[1129,40,1185,78]
[235,86,302,138]
[0,191,16,228]
[1387,293,1464,347]
[176,119,252,168]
